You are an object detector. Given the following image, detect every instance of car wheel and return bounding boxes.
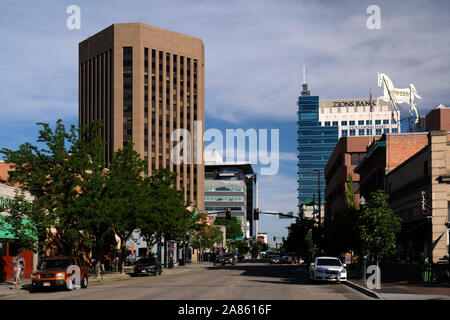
[81,275,88,289]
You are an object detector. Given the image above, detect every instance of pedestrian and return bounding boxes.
[12,255,24,287]
[100,261,105,279]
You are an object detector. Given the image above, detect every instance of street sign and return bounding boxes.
[421,191,428,214]
[235,237,244,241]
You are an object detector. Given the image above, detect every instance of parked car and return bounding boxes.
[221,253,236,265]
[309,256,347,282]
[269,254,281,264]
[31,256,88,292]
[281,255,294,264]
[234,253,245,262]
[133,256,162,276]
[213,254,223,265]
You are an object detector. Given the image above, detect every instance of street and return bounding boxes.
[2,262,369,300]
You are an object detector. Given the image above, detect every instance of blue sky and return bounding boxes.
[1,0,450,246]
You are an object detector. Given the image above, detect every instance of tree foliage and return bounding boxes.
[358,190,402,263]
[214,217,243,240]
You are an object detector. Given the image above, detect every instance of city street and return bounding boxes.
[2,262,369,300]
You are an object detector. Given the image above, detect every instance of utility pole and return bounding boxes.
[255,173,259,240]
[313,169,321,225]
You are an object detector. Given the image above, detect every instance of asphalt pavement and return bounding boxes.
[1,262,371,300]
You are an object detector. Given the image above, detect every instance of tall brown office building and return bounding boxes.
[78,23,205,210]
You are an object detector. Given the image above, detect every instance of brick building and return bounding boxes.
[387,131,450,264]
[324,136,371,221]
[354,133,429,201]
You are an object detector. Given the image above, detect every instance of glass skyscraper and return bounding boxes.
[297,83,338,216]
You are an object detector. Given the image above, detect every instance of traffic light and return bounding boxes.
[225,207,231,220]
[254,208,259,220]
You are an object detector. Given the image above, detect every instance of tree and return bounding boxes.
[323,174,360,257]
[106,143,147,273]
[284,218,315,265]
[0,191,39,253]
[0,120,91,256]
[190,223,222,253]
[358,190,402,265]
[214,217,243,240]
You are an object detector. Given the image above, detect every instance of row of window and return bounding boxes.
[204,196,244,202]
[205,207,244,212]
[205,186,244,192]
[324,119,391,126]
[341,128,398,137]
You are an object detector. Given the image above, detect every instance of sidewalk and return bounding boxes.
[346,278,450,300]
[0,262,213,298]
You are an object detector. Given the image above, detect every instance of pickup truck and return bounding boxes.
[30,256,88,292]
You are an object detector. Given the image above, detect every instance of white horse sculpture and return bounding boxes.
[377,72,421,123]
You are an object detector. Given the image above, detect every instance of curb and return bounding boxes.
[345,280,384,300]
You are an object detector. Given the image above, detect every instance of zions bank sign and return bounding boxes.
[332,100,376,108]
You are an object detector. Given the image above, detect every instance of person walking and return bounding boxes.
[12,255,24,287]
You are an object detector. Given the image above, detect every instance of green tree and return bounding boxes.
[214,217,243,240]
[0,191,39,253]
[358,190,402,265]
[106,143,147,273]
[0,120,90,255]
[284,218,315,265]
[190,223,222,253]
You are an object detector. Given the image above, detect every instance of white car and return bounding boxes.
[309,256,347,282]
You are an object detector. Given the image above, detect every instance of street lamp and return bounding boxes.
[360,196,366,207]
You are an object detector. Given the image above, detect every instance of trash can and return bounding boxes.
[169,258,174,269]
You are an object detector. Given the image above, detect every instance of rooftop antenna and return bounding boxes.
[301,65,310,96]
[303,65,306,84]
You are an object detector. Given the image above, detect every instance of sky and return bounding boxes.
[1,0,450,246]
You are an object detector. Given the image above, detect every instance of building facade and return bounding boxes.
[319,98,400,138]
[386,131,450,264]
[0,162,36,281]
[355,133,429,201]
[204,162,255,240]
[324,136,371,221]
[297,83,338,217]
[79,23,205,210]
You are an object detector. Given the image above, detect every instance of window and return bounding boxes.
[342,130,348,137]
[384,128,389,134]
[341,121,347,126]
[349,129,356,136]
[392,128,398,133]
[383,120,389,124]
[0,242,6,256]
[349,121,355,126]
[359,129,365,136]
[332,121,338,126]
[376,129,382,135]
[358,120,364,125]
[375,120,381,125]
[351,153,364,165]
[366,120,372,125]
[366,129,372,135]
[325,121,330,126]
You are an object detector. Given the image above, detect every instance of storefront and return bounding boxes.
[0,184,36,281]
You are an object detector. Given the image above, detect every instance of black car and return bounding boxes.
[133,257,162,276]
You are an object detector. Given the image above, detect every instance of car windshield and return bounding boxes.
[38,259,70,270]
[317,259,342,266]
[137,258,155,264]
